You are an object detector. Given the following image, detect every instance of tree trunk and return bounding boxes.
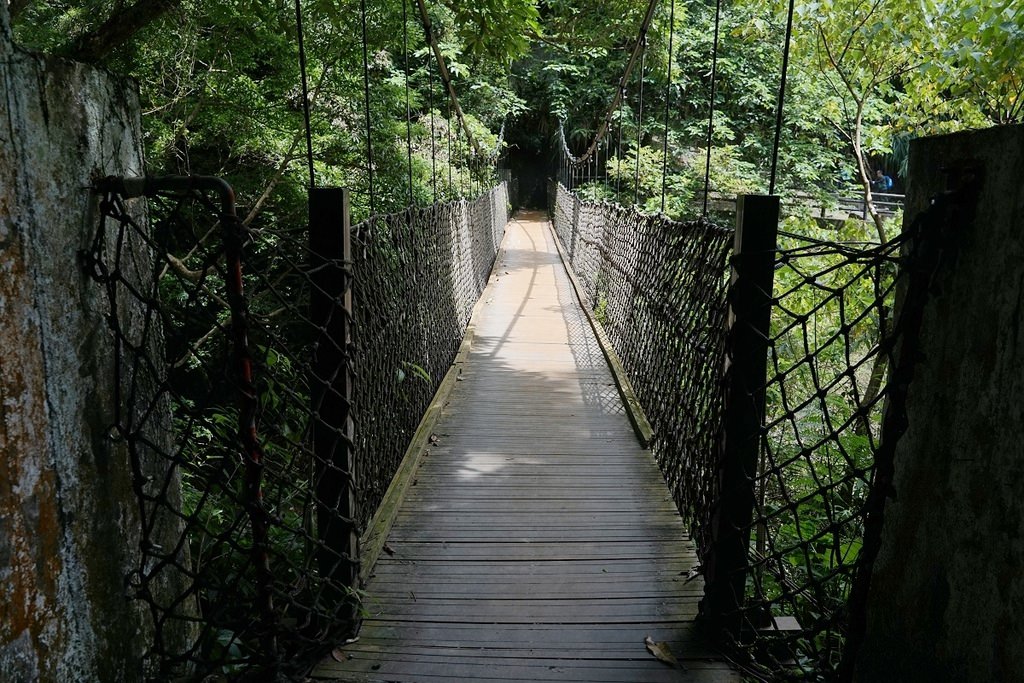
[851,106,888,244]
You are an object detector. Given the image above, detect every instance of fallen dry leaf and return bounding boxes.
[644,635,683,669]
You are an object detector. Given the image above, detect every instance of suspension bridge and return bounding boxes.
[79,0,932,679]
[91,160,929,681]
[311,211,738,680]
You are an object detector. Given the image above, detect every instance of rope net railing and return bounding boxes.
[351,190,508,517]
[551,181,734,552]
[718,230,908,678]
[84,176,508,678]
[551,180,937,680]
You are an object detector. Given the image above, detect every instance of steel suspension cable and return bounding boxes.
[769,0,797,195]
[447,99,454,196]
[702,0,723,216]
[661,0,676,213]
[293,0,315,188]
[359,0,375,213]
[414,0,482,156]
[428,52,437,202]
[615,97,624,203]
[635,37,646,205]
[565,0,661,167]
[457,124,465,197]
[403,0,414,205]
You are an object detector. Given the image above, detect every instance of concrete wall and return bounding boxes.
[856,125,1024,680]
[1,6,183,680]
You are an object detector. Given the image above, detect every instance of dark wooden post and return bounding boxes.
[702,194,779,638]
[310,187,359,611]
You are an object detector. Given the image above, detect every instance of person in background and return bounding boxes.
[872,168,893,192]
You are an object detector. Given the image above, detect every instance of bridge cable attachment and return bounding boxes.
[635,36,646,206]
[359,0,375,214]
[403,0,414,206]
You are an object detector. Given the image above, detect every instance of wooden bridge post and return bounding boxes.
[309,187,359,614]
[702,194,779,638]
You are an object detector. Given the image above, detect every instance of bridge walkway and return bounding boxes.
[313,211,739,681]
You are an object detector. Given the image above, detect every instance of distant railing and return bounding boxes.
[831,190,904,218]
[706,190,905,220]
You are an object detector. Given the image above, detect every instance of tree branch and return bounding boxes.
[818,25,857,102]
[822,114,853,143]
[62,0,181,63]
[837,0,884,65]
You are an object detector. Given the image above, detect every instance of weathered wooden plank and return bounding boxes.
[336,621,714,645]
[386,528,687,541]
[389,516,686,532]
[409,462,658,473]
[396,501,675,515]
[364,582,705,600]
[404,473,661,484]
[403,488,669,502]
[388,525,688,536]
[363,593,704,611]
[335,641,717,662]
[367,568,699,585]
[317,655,728,679]
[314,652,740,682]
[326,643,730,664]
[423,448,648,460]
[365,548,694,563]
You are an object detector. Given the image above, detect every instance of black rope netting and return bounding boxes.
[551,181,734,553]
[84,176,509,678]
[719,230,908,678]
[717,193,961,680]
[351,191,508,519]
[551,180,948,680]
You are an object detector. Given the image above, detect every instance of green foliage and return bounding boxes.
[918,0,1024,124]
[441,0,541,64]
[13,0,1013,227]
[12,0,519,226]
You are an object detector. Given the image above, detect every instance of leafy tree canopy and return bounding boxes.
[9,0,1020,225]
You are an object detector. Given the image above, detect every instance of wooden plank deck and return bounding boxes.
[313,211,739,682]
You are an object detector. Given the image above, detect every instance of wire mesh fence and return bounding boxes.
[551,181,938,680]
[85,176,508,678]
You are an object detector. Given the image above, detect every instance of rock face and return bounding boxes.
[856,125,1024,681]
[1,7,182,680]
